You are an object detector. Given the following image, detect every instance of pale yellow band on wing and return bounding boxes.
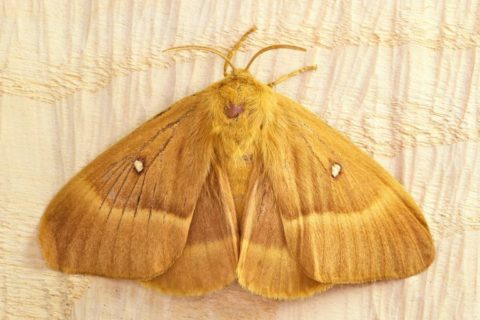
[282,187,435,283]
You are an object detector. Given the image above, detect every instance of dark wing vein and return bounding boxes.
[59,162,130,267]
[109,165,144,268]
[92,162,133,269]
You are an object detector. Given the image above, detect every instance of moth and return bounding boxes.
[39,27,435,299]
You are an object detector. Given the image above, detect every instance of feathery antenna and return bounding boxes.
[163,27,317,84]
[245,44,306,70]
[268,65,318,87]
[163,45,237,72]
[224,26,258,76]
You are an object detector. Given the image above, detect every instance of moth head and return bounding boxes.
[164,27,317,122]
[216,69,265,119]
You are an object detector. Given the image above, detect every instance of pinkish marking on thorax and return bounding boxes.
[225,103,244,118]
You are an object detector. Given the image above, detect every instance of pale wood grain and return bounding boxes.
[0,0,479,319]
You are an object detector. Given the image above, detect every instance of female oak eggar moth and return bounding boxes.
[38,26,435,299]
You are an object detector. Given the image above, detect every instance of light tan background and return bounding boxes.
[1,1,479,319]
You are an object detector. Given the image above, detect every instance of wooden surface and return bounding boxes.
[1,1,479,319]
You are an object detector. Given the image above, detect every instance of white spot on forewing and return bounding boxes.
[331,163,342,178]
[134,160,144,173]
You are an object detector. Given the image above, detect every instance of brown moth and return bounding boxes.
[38,27,435,299]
